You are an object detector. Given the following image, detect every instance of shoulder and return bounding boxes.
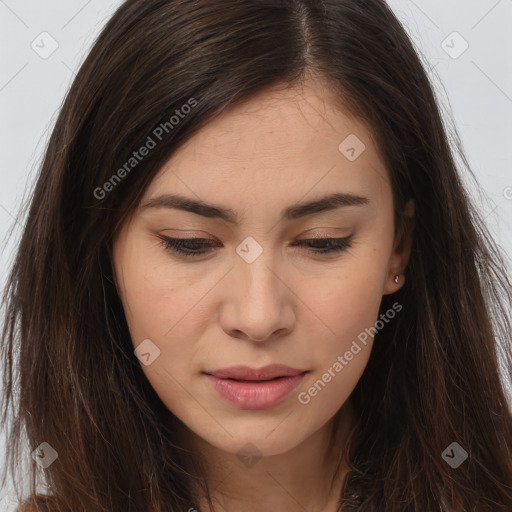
[16,495,61,512]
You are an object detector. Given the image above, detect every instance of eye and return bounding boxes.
[291,236,353,255]
[157,235,353,258]
[157,236,220,257]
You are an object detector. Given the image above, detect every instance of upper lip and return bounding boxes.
[205,364,307,381]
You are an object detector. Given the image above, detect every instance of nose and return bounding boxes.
[219,248,295,343]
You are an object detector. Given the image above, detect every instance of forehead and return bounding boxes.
[142,79,391,217]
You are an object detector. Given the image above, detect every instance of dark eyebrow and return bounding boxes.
[141,192,369,224]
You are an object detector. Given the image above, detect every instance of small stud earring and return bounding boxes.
[394,274,400,284]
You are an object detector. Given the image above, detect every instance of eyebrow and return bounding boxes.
[141,192,369,224]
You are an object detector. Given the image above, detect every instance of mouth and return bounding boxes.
[203,364,308,409]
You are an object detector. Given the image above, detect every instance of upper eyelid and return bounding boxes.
[159,235,349,242]
[158,226,350,238]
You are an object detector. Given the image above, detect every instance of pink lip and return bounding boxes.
[204,365,307,409]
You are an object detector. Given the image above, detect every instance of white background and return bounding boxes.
[1,0,511,508]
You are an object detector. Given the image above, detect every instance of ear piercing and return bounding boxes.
[394,274,400,284]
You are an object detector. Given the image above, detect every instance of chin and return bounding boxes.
[189,421,310,459]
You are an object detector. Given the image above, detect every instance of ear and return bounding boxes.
[383,199,415,295]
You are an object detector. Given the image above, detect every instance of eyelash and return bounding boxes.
[157,235,353,258]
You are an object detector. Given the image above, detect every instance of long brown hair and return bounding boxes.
[2,0,511,510]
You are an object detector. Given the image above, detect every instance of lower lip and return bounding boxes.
[205,373,306,409]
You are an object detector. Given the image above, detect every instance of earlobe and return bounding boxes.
[383,272,404,295]
[393,272,404,288]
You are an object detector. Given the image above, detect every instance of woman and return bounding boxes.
[1,0,511,511]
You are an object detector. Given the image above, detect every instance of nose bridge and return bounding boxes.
[235,235,282,303]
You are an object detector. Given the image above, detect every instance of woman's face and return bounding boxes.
[113,79,412,457]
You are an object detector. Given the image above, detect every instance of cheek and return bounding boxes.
[120,272,205,393]
[115,236,205,344]
[303,251,388,349]
[116,258,206,416]
[292,270,383,431]
[293,244,389,391]
[114,241,216,400]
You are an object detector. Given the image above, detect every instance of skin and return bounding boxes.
[113,77,414,511]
